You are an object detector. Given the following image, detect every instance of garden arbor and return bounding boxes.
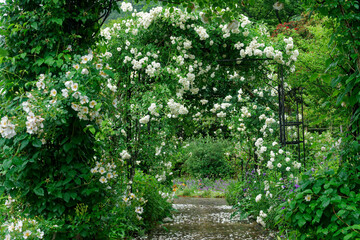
[218,58,305,164]
[0,2,304,239]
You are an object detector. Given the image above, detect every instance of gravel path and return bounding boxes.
[137,197,271,240]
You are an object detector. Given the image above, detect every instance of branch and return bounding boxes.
[332,205,360,235]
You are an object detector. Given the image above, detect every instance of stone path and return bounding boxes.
[137,197,272,240]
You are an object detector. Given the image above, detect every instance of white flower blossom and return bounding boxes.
[139,115,150,124]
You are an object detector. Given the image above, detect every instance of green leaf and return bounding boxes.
[324,188,334,195]
[20,139,29,151]
[44,56,55,66]
[56,59,63,68]
[34,187,44,196]
[298,217,306,227]
[295,192,304,200]
[64,192,70,202]
[337,209,346,217]
[70,192,77,200]
[32,139,42,148]
[331,195,342,203]
[54,191,62,199]
[50,18,63,25]
[31,22,38,29]
[35,58,44,66]
[95,103,102,111]
[103,69,114,78]
[340,185,350,196]
[63,143,72,152]
[0,47,8,57]
[285,211,293,220]
[316,209,323,218]
[345,73,356,84]
[303,213,312,221]
[322,199,330,208]
[299,203,306,213]
[4,180,15,189]
[0,138,5,147]
[63,177,72,185]
[75,178,81,185]
[313,186,321,194]
[88,125,96,134]
[344,232,358,240]
[2,159,12,170]
[12,157,22,166]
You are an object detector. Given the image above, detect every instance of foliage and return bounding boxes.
[173,177,233,198]
[106,0,161,23]
[1,217,45,239]
[276,165,360,240]
[0,0,124,238]
[105,170,173,239]
[132,171,173,229]
[181,137,234,179]
[0,0,119,86]
[0,50,116,222]
[304,130,342,168]
[229,160,300,229]
[272,15,345,130]
[100,2,297,184]
[0,0,306,238]
[236,0,304,27]
[302,0,360,156]
[0,195,61,240]
[225,180,243,205]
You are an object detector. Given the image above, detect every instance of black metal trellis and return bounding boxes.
[278,65,306,165]
[217,58,306,164]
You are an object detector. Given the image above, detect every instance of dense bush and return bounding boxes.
[182,137,234,179]
[105,170,173,239]
[276,165,360,239]
[132,171,173,230]
[225,180,242,206]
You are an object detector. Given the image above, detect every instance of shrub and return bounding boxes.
[276,164,360,239]
[102,170,173,239]
[132,171,173,231]
[225,180,242,206]
[182,137,234,179]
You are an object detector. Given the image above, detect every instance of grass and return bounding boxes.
[172,177,236,198]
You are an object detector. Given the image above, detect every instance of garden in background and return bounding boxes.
[0,0,359,239]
